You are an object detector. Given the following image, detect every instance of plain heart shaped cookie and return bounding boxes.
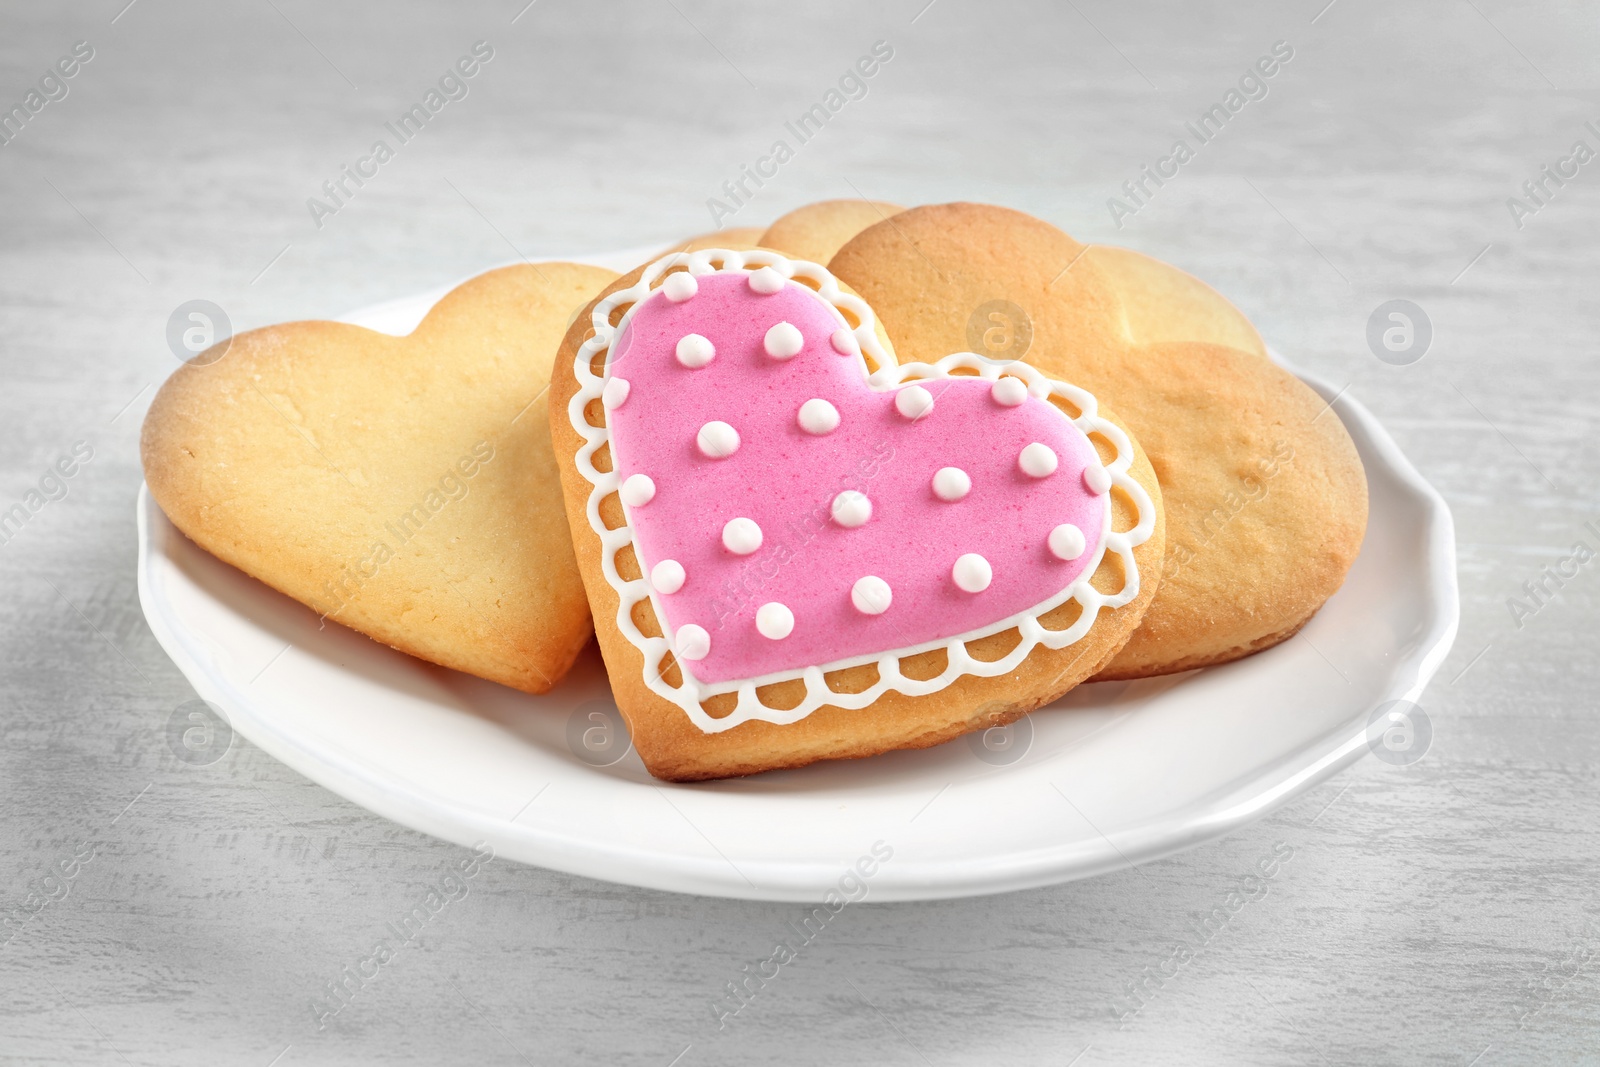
[142,263,616,692]
[1082,244,1268,359]
[660,226,768,256]
[759,199,905,265]
[829,202,1367,678]
[550,249,1165,781]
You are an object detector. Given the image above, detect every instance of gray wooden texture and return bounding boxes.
[2,0,1597,1063]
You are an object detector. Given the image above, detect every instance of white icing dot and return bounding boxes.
[953,553,992,593]
[748,267,785,294]
[1019,442,1059,478]
[895,384,935,420]
[830,328,859,356]
[851,575,892,615]
[651,558,686,594]
[619,473,655,507]
[932,467,971,502]
[1048,524,1087,561]
[662,272,698,302]
[722,517,763,555]
[831,490,872,528]
[764,321,804,360]
[697,420,740,458]
[797,398,840,435]
[755,602,794,640]
[1084,464,1111,495]
[674,624,711,661]
[675,333,715,369]
[992,377,1028,406]
[602,377,630,410]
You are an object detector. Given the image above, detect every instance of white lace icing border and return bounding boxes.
[565,248,1156,734]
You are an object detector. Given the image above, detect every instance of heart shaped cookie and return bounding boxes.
[829,202,1367,678]
[759,199,905,265]
[755,199,1265,357]
[1081,243,1267,359]
[550,249,1165,781]
[142,263,617,692]
[660,226,768,256]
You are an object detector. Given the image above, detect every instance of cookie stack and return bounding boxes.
[141,201,1365,781]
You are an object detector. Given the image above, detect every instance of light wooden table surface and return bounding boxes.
[3,1,1596,1063]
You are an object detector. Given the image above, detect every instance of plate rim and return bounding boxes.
[134,266,1460,902]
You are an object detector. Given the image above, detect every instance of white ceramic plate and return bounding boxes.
[135,247,1459,902]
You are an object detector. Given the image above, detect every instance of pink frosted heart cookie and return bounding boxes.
[551,249,1165,781]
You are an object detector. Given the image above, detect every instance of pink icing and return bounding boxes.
[606,272,1106,685]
